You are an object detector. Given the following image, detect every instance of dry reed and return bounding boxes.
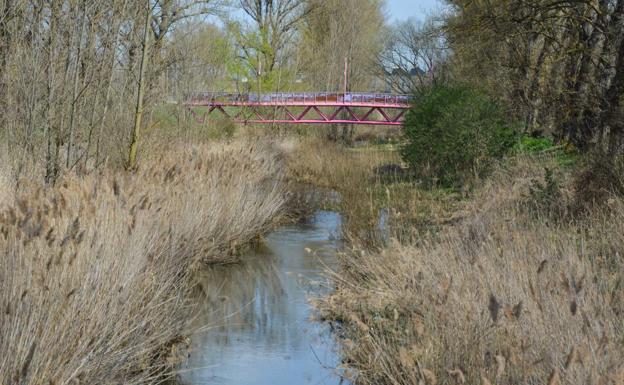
[318,154,624,385]
[286,137,459,243]
[0,140,286,384]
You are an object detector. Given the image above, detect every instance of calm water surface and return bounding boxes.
[180,211,347,385]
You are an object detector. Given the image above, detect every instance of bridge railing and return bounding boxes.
[186,92,413,105]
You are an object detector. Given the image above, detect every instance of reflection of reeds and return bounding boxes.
[190,214,343,354]
[193,248,286,336]
[0,140,286,384]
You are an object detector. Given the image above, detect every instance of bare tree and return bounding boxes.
[0,0,226,180]
[299,0,385,140]
[236,0,310,83]
[378,17,447,94]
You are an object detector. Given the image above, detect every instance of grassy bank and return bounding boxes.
[286,137,460,244]
[311,149,624,384]
[0,140,286,384]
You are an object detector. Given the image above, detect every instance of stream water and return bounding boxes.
[180,210,347,385]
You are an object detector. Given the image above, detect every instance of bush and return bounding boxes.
[574,151,624,208]
[526,167,566,218]
[515,135,555,153]
[401,85,517,186]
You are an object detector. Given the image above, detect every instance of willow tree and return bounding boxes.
[299,0,384,91]
[299,0,385,140]
[232,0,310,90]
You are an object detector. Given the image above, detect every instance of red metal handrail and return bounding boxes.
[187,92,412,105]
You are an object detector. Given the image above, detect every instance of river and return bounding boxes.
[179,210,347,385]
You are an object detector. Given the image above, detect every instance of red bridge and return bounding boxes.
[184,92,412,126]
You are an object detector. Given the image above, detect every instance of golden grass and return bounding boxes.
[0,140,286,384]
[317,154,624,385]
[286,137,460,244]
[0,164,14,208]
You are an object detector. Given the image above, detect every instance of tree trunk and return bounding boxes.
[44,1,59,184]
[127,0,151,170]
[67,1,88,168]
[605,31,624,155]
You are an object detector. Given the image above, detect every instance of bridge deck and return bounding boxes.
[184,92,412,126]
[187,92,412,107]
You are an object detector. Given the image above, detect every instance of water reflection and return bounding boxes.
[180,211,346,385]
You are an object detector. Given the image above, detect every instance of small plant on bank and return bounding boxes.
[526,167,566,218]
[515,135,555,153]
[401,84,517,187]
[514,135,579,167]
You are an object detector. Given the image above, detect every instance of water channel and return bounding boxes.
[180,210,347,385]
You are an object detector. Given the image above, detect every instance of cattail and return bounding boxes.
[495,355,506,381]
[488,294,500,322]
[20,341,36,380]
[447,368,465,384]
[512,300,523,319]
[573,273,585,294]
[570,299,577,315]
[547,368,561,385]
[421,369,437,385]
[66,288,77,299]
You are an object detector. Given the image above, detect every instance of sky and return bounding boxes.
[386,0,442,22]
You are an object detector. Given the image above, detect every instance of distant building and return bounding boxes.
[389,66,430,93]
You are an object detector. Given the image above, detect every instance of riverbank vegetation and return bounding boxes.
[1,0,623,384]
[304,2,624,383]
[315,150,624,384]
[0,141,286,384]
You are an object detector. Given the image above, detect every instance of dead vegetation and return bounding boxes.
[317,154,624,385]
[0,140,286,384]
[286,137,460,243]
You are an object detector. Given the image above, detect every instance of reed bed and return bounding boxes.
[286,137,459,244]
[318,154,624,385]
[0,140,286,384]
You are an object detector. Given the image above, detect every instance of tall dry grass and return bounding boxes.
[0,140,286,384]
[286,137,459,243]
[0,165,13,209]
[318,154,624,385]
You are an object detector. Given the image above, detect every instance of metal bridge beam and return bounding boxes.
[184,92,411,126]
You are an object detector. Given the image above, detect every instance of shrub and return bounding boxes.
[515,135,579,167]
[515,135,555,153]
[401,85,517,187]
[526,167,566,218]
[574,151,624,208]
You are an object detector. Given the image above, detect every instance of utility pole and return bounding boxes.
[258,60,262,98]
[343,57,348,97]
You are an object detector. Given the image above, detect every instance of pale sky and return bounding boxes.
[386,0,442,22]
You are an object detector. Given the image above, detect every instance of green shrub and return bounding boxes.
[515,135,555,153]
[514,135,579,167]
[401,85,517,186]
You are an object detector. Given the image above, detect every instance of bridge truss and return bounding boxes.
[184,92,412,126]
